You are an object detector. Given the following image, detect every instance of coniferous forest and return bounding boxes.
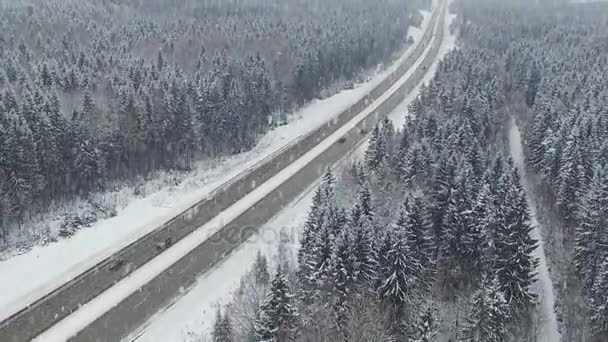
[211,0,608,341]
[0,0,428,247]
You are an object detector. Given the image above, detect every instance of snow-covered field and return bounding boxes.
[125,7,457,342]
[508,119,560,342]
[0,9,438,324]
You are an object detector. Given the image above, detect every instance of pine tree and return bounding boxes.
[574,167,608,290]
[329,229,356,329]
[556,137,586,222]
[399,143,426,186]
[349,186,377,285]
[469,180,495,279]
[589,258,608,339]
[298,171,338,290]
[404,197,435,289]
[408,98,423,117]
[212,308,234,342]
[378,220,420,332]
[381,117,396,156]
[254,252,271,287]
[349,202,376,286]
[440,162,475,276]
[459,275,510,342]
[81,87,95,129]
[255,267,299,342]
[365,125,387,172]
[429,152,456,256]
[4,111,43,220]
[410,307,438,342]
[494,164,538,309]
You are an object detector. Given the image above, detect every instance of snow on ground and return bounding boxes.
[31,4,447,340]
[508,118,560,342]
[0,7,439,324]
[125,6,458,342]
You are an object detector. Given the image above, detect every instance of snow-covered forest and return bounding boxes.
[0,0,429,248]
[516,1,608,340]
[208,0,608,341]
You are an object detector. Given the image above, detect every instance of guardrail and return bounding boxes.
[0,4,443,342]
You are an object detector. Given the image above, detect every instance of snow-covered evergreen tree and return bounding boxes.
[378,216,421,333]
[212,308,234,342]
[410,306,438,342]
[365,125,387,173]
[459,276,510,342]
[574,167,608,291]
[494,164,538,309]
[255,267,299,342]
[254,252,271,287]
[589,258,608,339]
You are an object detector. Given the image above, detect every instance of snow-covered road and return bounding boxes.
[508,118,560,342]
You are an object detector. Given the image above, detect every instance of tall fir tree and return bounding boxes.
[458,275,510,342]
[255,267,299,342]
[410,306,438,342]
[254,251,271,287]
[212,308,234,342]
[403,196,435,291]
[574,167,608,291]
[494,163,538,309]
[365,124,387,173]
[589,258,608,340]
[378,217,421,334]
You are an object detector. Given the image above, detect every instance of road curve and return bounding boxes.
[0,3,445,342]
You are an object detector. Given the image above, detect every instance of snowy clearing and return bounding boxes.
[508,118,560,342]
[0,10,435,324]
[124,6,457,342]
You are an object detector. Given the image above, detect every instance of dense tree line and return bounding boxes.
[210,21,544,338]
[0,0,429,245]
[452,0,608,340]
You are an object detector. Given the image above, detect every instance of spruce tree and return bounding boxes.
[411,307,438,342]
[429,152,456,256]
[494,164,538,309]
[440,162,475,278]
[589,258,608,339]
[212,308,234,342]
[378,219,420,332]
[404,197,435,290]
[298,171,336,289]
[365,124,387,172]
[349,186,377,285]
[329,229,356,328]
[254,252,271,287]
[574,167,608,290]
[255,267,299,342]
[459,276,510,342]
